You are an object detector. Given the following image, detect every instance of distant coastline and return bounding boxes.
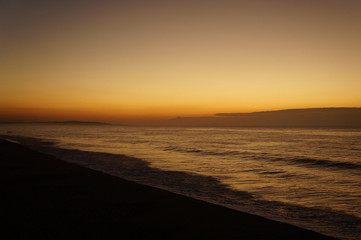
[2,107,361,128]
[0,121,112,125]
[166,107,361,128]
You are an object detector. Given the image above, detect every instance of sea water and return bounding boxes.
[1,124,360,240]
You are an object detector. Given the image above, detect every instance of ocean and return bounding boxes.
[1,124,360,240]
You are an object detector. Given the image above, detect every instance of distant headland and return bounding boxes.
[167,107,361,128]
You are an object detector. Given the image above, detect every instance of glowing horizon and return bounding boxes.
[1,0,361,122]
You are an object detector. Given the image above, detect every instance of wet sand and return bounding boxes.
[0,138,338,239]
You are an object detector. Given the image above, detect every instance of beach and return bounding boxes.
[0,138,338,240]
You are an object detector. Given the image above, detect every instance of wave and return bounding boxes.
[288,157,361,171]
[163,145,251,156]
[163,145,361,172]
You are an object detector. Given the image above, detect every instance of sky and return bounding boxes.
[1,0,361,122]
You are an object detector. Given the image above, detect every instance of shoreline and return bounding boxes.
[0,138,338,239]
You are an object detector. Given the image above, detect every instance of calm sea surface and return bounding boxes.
[1,124,361,240]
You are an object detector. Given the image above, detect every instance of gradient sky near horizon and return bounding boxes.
[1,0,361,122]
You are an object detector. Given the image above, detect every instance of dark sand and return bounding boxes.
[0,139,338,240]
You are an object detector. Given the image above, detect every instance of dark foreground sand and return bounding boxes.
[0,139,338,240]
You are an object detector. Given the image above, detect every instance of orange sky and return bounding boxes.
[1,0,361,122]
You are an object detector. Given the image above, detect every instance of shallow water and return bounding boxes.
[1,124,360,240]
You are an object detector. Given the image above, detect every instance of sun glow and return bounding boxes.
[1,0,361,122]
